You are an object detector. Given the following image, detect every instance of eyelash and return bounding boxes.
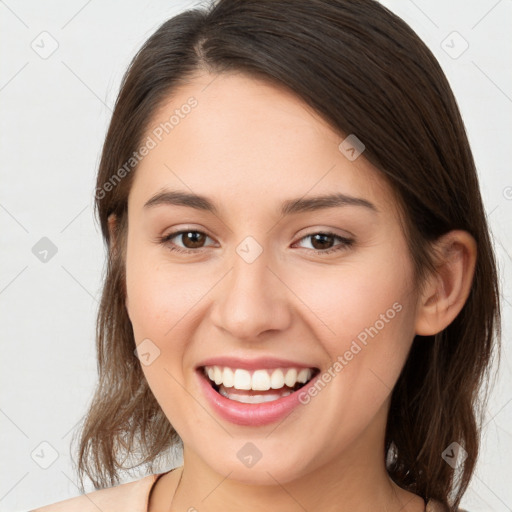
[158,230,354,256]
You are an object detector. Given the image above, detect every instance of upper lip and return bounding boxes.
[196,356,319,371]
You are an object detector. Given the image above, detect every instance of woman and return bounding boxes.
[33,0,500,510]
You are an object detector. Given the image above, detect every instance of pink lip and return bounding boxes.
[196,356,317,371]
[196,368,321,426]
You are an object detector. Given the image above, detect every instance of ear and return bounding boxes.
[415,230,477,336]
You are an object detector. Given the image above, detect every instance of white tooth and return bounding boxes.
[213,366,223,385]
[219,387,290,403]
[297,368,312,384]
[270,368,285,389]
[252,370,271,390]
[233,369,252,390]
[208,365,313,390]
[255,394,284,403]
[248,393,285,403]
[284,368,298,387]
[229,393,253,403]
[222,367,234,388]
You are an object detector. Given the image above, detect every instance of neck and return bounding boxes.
[164,444,424,511]
[169,459,419,512]
[151,402,425,512]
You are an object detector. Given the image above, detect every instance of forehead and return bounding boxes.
[128,72,397,218]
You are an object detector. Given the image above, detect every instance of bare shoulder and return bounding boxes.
[31,474,158,512]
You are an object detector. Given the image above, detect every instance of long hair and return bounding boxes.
[75,1,501,509]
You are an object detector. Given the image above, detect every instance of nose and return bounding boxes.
[209,247,292,340]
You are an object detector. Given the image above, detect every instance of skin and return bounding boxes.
[112,71,476,511]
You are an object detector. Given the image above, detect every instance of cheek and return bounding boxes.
[124,238,203,340]
[289,247,416,400]
[124,243,204,426]
[292,253,412,343]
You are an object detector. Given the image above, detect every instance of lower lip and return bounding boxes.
[196,369,320,426]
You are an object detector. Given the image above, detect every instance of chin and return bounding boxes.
[201,446,315,486]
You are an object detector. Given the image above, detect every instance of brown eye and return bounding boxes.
[179,231,207,249]
[309,233,336,250]
[159,230,215,254]
[295,232,354,255]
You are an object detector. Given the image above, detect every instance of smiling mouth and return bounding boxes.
[200,365,320,404]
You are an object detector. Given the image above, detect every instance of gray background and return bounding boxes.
[0,1,510,511]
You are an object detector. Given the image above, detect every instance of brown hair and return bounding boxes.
[75,1,501,509]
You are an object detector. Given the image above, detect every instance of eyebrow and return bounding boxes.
[143,189,378,215]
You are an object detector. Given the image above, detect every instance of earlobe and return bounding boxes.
[415,230,477,336]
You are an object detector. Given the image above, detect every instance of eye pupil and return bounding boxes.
[311,233,333,250]
[183,231,206,248]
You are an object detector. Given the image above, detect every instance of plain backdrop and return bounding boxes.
[0,1,511,511]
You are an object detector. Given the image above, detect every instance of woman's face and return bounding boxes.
[123,71,420,484]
